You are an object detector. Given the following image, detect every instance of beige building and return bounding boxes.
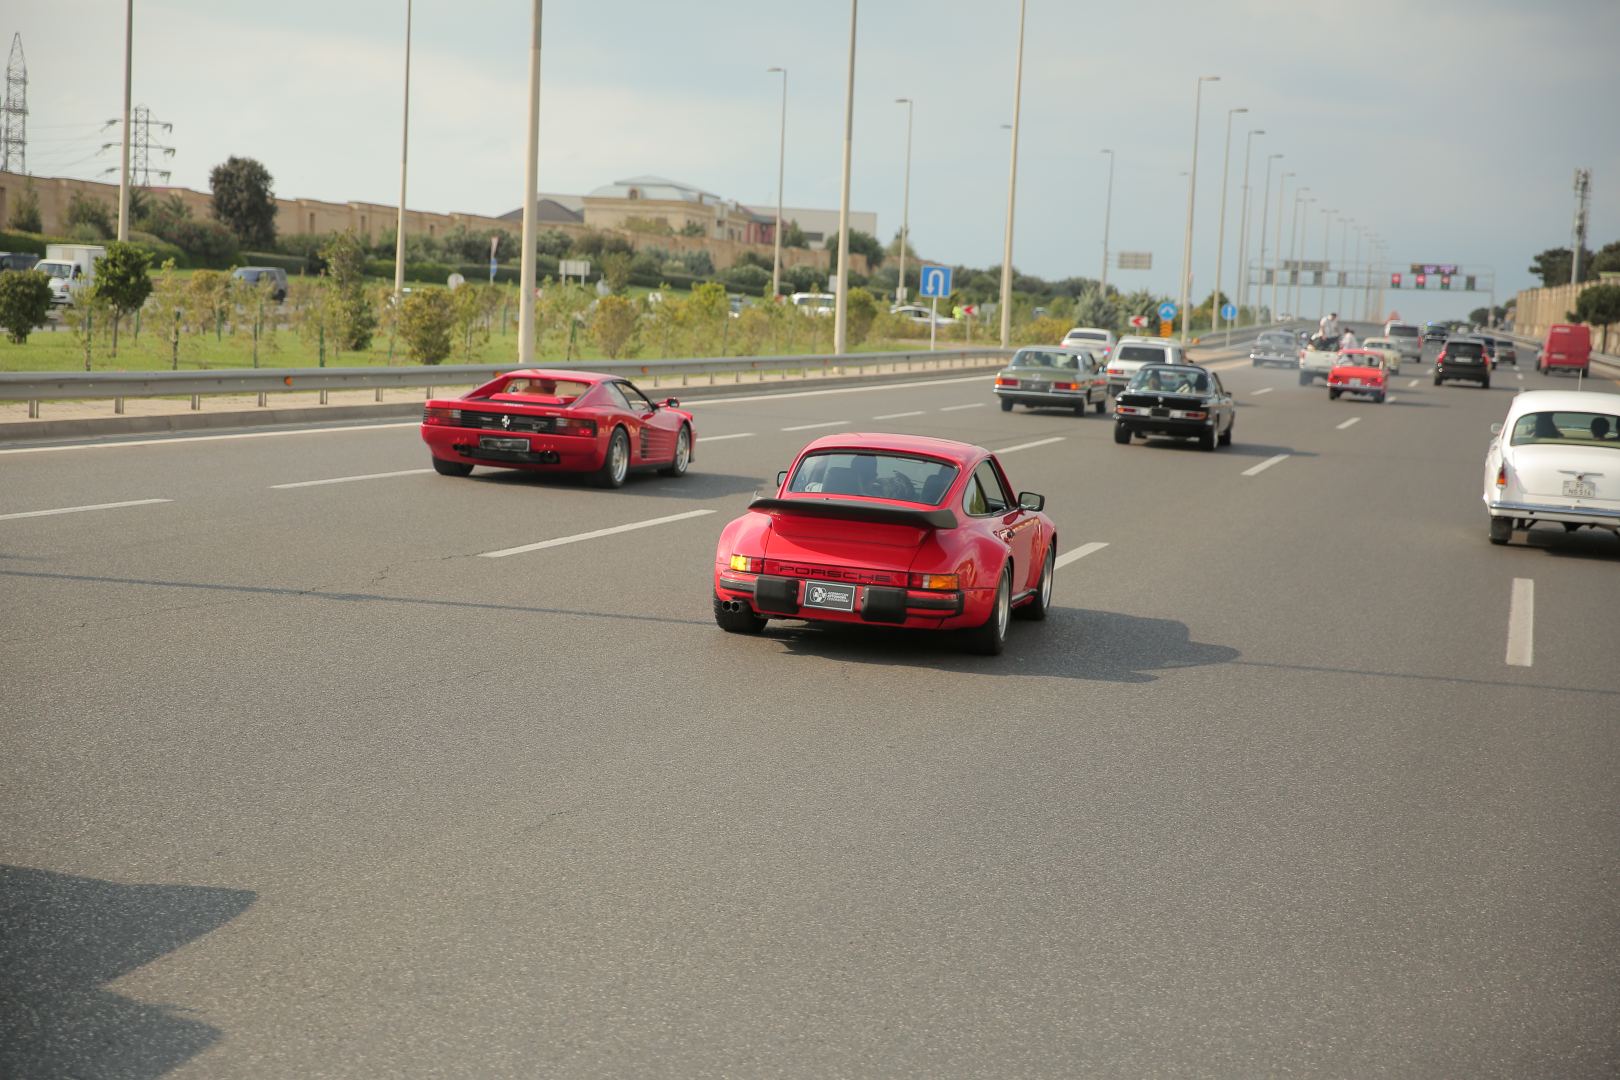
[762,204,881,250]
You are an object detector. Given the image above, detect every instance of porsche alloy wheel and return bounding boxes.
[963,566,1011,656]
[595,428,630,488]
[1015,546,1054,622]
[660,425,692,477]
[431,456,473,477]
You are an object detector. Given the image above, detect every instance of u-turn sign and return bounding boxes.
[919,264,953,298]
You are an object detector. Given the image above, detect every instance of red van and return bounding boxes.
[1539,323,1591,374]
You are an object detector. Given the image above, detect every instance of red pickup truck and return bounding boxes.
[1539,323,1591,375]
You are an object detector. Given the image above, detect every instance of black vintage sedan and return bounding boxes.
[1112,363,1236,452]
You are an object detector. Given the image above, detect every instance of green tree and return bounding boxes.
[320,230,376,351]
[10,181,42,233]
[209,155,278,248]
[781,220,809,248]
[65,191,115,238]
[0,270,53,344]
[845,287,879,348]
[450,283,497,361]
[400,289,454,364]
[91,242,154,357]
[827,229,885,269]
[186,270,231,339]
[601,250,633,292]
[680,220,706,238]
[1591,240,1620,275]
[1572,284,1620,330]
[680,282,729,355]
[591,295,639,358]
[1528,246,1596,287]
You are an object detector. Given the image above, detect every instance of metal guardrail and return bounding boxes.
[0,348,1018,418]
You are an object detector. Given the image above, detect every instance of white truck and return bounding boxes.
[36,244,106,306]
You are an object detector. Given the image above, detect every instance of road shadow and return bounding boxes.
[0,865,256,1080]
[468,468,760,500]
[1517,526,1620,563]
[1130,438,1317,459]
[761,606,1238,684]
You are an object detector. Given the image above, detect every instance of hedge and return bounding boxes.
[0,230,48,256]
[239,250,312,275]
[0,229,188,268]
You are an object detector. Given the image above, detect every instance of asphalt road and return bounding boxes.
[2,328,1617,1079]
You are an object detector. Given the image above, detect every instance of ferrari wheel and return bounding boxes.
[1000,397,1014,412]
[431,456,473,477]
[594,427,631,488]
[714,594,767,634]
[962,566,1011,656]
[660,424,692,477]
[1014,546,1054,622]
[1113,421,1131,445]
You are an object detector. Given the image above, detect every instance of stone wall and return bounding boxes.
[1514,277,1619,355]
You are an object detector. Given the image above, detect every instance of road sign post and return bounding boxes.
[1220,301,1238,345]
[919,265,954,352]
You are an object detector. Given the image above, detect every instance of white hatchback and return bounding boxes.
[1062,326,1117,359]
[1105,337,1186,395]
[1483,390,1620,544]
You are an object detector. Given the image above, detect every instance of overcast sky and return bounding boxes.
[11,0,1619,322]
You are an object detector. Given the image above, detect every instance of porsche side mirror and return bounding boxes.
[664,397,680,408]
[776,469,788,488]
[1490,422,1503,435]
[1018,491,1045,512]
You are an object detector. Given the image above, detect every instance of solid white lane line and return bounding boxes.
[0,498,171,522]
[781,420,848,432]
[702,432,755,442]
[687,374,987,408]
[1406,378,1419,387]
[1336,417,1361,430]
[1252,387,1274,396]
[1506,578,1534,667]
[478,509,717,559]
[1055,542,1108,569]
[0,421,421,456]
[271,468,431,490]
[939,402,986,412]
[996,437,1066,455]
[1242,453,1290,477]
[873,410,925,420]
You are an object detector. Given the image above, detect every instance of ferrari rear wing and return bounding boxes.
[748,496,957,530]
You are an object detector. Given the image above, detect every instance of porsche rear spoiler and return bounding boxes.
[748,497,956,530]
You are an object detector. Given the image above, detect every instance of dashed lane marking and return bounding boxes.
[1242,453,1290,477]
[478,509,717,559]
[873,411,925,420]
[1336,417,1361,430]
[271,469,431,489]
[702,432,755,442]
[686,374,987,408]
[1406,378,1419,388]
[1252,387,1274,396]
[1506,578,1534,667]
[0,498,172,521]
[939,403,986,412]
[996,437,1066,455]
[1056,542,1108,569]
[781,420,848,432]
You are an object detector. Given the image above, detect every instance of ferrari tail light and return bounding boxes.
[423,406,461,425]
[553,417,598,436]
[909,572,960,591]
[729,554,764,573]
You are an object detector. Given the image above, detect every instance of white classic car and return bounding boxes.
[1483,390,1620,544]
[1360,336,1403,375]
[1298,333,1340,385]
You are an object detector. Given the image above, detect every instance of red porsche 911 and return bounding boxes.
[712,433,1057,655]
[420,369,695,487]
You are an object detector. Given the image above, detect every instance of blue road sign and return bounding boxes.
[919,264,954,298]
[1157,301,1178,321]
[1220,302,1237,320]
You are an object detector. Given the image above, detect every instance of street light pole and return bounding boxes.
[1099,149,1115,300]
[832,0,858,355]
[895,96,913,308]
[1212,106,1246,336]
[1290,191,1313,322]
[767,67,787,300]
[516,0,543,366]
[1177,74,1220,343]
[116,0,132,241]
[997,0,1028,349]
[1350,224,1362,321]
[393,0,413,305]
[1232,125,1262,339]
[1256,153,1281,322]
[1318,207,1335,322]
[1271,170,1292,322]
[1337,217,1352,319]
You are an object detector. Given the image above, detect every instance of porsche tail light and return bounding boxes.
[909,573,960,591]
[553,417,598,436]
[729,555,764,573]
[423,406,461,425]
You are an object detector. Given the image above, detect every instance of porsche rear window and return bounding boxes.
[486,377,592,405]
[788,452,959,505]
[1510,411,1620,449]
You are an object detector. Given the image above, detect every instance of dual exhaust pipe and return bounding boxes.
[719,600,748,613]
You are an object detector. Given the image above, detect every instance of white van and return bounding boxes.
[790,292,835,316]
[40,244,106,306]
[1105,336,1188,395]
[1382,320,1424,366]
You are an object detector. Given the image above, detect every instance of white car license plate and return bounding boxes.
[1349,378,1363,386]
[479,436,529,452]
[802,580,857,612]
[1563,479,1596,499]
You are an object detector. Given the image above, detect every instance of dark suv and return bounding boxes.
[231,266,289,302]
[1423,323,1449,344]
[1434,336,1491,388]
[0,251,41,272]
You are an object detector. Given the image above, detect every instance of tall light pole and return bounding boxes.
[116,0,132,241]
[1337,216,1352,319]
[832,0,858,355]
[895,96,914,308]
[997,0,1028,349]
[1099,148,1115,299]
[1271,170,1293,322]
[1290,190,1313,322]
[1177,75,1220,342]
[767,67,787,299]
[1350,224,1363,321]
[1232,125,1262,335]
[393,0,413,305]
[1211,105,1246,335]
[1318,207,1335,321]
[1256,153,1281,321]
[516,0,543,366]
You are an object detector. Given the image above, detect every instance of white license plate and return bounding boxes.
[479,436,529,452]
[1349,379,1363,386]
[802,580,857,612]
[1563,480,1596,499]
